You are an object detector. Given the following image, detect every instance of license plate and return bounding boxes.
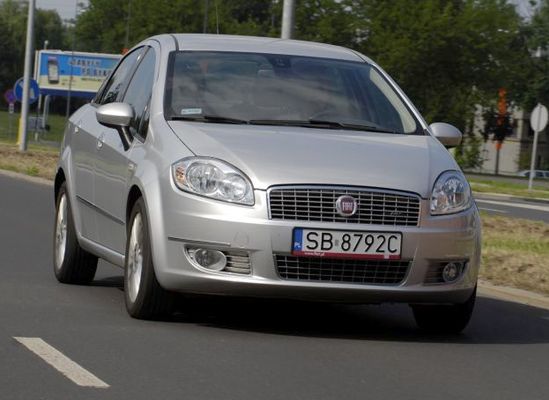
[292,228,402,260]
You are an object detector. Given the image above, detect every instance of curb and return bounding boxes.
[478,280,549,310]
[473,191,549,205]
[0,169,53,186]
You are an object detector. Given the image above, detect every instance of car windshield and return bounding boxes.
[164,51,420,134]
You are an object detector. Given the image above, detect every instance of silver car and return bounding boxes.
[53,34,481,332]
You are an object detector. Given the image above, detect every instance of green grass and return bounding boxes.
[470,178,549,199]
[0,142,58,180]
[480,212,549,295]
[0,109,67,144]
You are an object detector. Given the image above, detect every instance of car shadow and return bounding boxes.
[90,275,124,289]
[90,274,549,345]
[171,295,549,345]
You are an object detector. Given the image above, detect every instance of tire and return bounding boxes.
[124,197,174,319]
[412,286,477,334]
[53,182,98,284]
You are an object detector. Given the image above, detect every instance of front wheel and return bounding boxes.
[412,286,477,334]
[124,197,174,319]
[53,182,98,284]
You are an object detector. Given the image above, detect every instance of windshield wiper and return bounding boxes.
[170,115,249,124]
[309,119,397,133]
[249,119,397,133]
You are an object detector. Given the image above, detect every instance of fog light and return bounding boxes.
[442,262,460,282]
[192,249,227,271]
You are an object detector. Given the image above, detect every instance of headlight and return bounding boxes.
[430,170,472,215]
[172,157,254,205]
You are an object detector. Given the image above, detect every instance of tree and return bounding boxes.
[346,0,528,132]
[74,0,279,53]
[516,0,549,110]
[0,0,66,106]
[72,0,533,139]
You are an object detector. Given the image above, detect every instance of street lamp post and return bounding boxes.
[65,0,86,120]
[18,0,36,152]
[281,0,295,39]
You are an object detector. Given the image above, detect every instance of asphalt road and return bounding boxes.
[2,173,549,400]
[475,196,549,222]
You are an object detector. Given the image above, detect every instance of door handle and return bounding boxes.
[97,133,105,149]
[74,120,82,134]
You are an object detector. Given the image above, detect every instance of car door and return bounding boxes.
[70,110,97,241]
[74,47,143,246]
[94,46,157,254]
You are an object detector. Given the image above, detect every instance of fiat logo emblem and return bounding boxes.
[335,195,357,217]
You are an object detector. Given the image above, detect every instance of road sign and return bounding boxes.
[530,103,548,133]
[4,89,16,104]
[13,78,40,104]
[528,103,548,191]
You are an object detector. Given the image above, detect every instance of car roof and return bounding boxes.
[149,34,367,63]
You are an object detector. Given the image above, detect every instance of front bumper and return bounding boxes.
[150,187,481,305]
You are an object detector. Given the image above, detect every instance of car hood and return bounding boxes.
[167,122,459,197]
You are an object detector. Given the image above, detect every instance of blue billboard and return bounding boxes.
[36,50,121,99]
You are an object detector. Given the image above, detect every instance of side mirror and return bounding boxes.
[429,122,462,148]
[96,102,134,151]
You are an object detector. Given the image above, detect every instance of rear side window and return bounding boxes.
[123,48,156,140]
[95,48,143,105]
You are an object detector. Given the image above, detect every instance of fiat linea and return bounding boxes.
[53,34,480,332]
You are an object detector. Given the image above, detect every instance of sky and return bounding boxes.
[36,0,88,22]
[34,0,538,23]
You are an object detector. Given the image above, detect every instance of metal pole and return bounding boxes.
[495,145,500,175]
[203,0,209,33]
[42,95,50,130]
[528,104,543,191]
[18,0,36,152]
[8,106,13,139]
[125,0,132,50]
[65,1,78,120]
[281,0,295,39]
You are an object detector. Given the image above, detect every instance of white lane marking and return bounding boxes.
[13,337,109,389]
[476,199,549,212]
[478,207,508,213]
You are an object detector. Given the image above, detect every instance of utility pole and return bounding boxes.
[65,0,79,120]
[203,0,209,33]
[281,0,295,39]
[18,0,36,152]
[124,0,132,51]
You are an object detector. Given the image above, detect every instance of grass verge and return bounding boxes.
[480,212,549,296]
[0,142,58,180]
[0,110,66,144]
[470,179,549,199]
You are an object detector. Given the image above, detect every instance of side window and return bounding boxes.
[96,48,143,105]
[123,48,156,140]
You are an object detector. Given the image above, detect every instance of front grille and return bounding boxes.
[275,255,410,285]
[268,187,420,226]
